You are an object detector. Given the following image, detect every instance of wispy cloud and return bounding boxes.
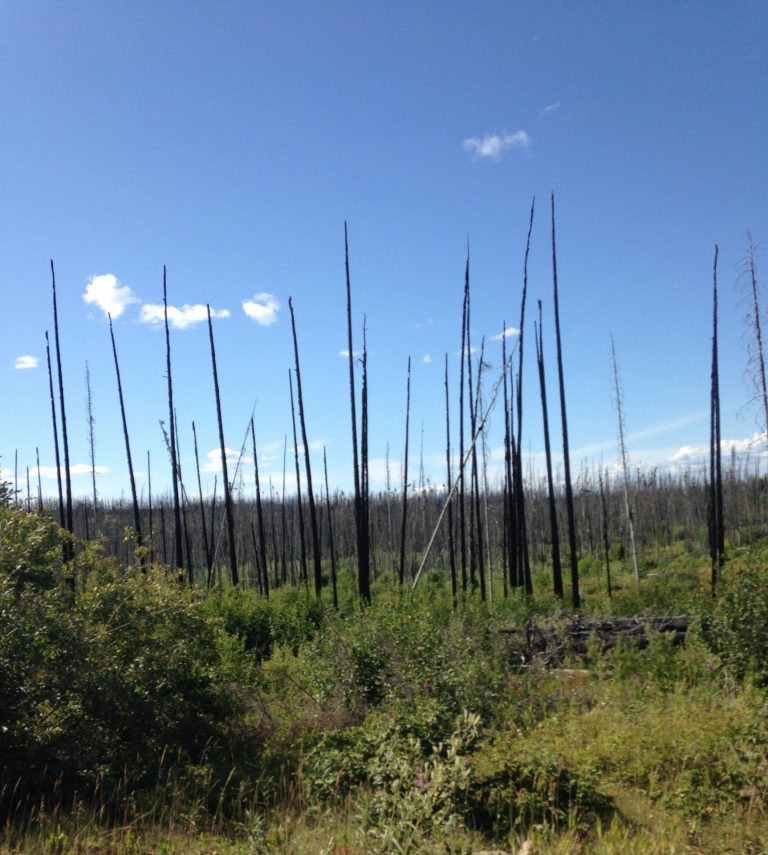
[33,463,110,479]
[457,346,477,358]
[543,102,560,113]
[13,355,38,370]
[463,130,530,161]
[492,326,520,341]
[83,274,140,319]
[339,349,361,358]
[422,354,432,364]
[140,304,230,330]
[201,447,253,473]
[242,293,280,326]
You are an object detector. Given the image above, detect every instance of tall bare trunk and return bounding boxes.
[108,313,143,562]
[288,369,308,586]
[207,304,238,586]
[251,417,269,598]
[192,421,212,578]
[45,331,65,531]
[535,301,563,598]
[51,261,73,558]
[85,361,98,515]
[610,335,640,585]
[551,193,580,609]
[289,298,322,597]
[398,357,412,586]
[444,353,458,607]
[163,267,185,578]
[324,447,338,610]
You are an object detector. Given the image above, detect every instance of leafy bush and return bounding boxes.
[709,566,768,685]
[0,505,251,798]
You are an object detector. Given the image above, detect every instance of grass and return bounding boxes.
[3,500,768,853]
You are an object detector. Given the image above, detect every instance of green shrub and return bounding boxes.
[709,565,768,685]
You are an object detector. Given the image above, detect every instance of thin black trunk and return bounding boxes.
[344,224,370,602]
[147,450,154,564]
[398,357,411,586]
[207,304,239,586]
[51,262,74,556]
[514,201,535,595]
[458,265,469,591]
[35,447,43,513]
[444,354,458,608]
[598,469,613,599]
[289,369,308,585]
[535,301,563,598]
[108,313,144,562]
[85,361,98,515]
[192,421,212,577]
[551,193,580,609]
[324,447,338,610]
[45,330,67,528]
[710,245,725,592]
[163,267,185,579]
[251,417,269,599]
[288,298,322,597]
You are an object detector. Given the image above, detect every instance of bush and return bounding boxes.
[0,505,250,798]
[709,566,768,685]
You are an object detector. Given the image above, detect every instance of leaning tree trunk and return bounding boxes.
[289,298,322,597]
[108,313,144,563]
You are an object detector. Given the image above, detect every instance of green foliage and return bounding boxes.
[709,565,768,685]
[466,740,612,836]
[0,505,250,798]
[202,585,324,658]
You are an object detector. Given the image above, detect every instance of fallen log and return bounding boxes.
[500,615,690,665]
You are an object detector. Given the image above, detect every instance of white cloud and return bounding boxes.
[492,326,520,341]
[457,346,478,357]
[139,304,230,330]
[463,130,531,161]
[543,102,560,113]
[34,463,109,479]
[422,354,432,364]
[83,274,140,319]
[339,349,361,358]
[242,293,280,326]
[13,355,38,370]
[201,447,252,473]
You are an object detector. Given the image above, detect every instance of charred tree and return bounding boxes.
[108,313,144,561]
[207,304,239,586]
[51,262,73,557]
[289,298,322,597]
[551,193,580,609]
[535,301,563,598]
[163,268,185,578]
[45,331,65,531]
[251,417,269,598]
[398,356,412,587]
[289,369,308,586]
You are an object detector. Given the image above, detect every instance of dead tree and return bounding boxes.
[45,331,65,531]
[207,304,238,586]
[85,361,98,515]
[51,262,73,556]
[551,193,580,609]
[398,356,412,586]
[251,417,269,598]
[444,353,458,607]
[535,301,563,598]
[289,298,322,597]
[108,313,143,561]
[289,369,308,585]
[344,223,371,602]
[709,246,725,592]
[610,335,640,585]
[163,268,185,578]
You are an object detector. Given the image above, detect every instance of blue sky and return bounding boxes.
[1,1,767,500]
